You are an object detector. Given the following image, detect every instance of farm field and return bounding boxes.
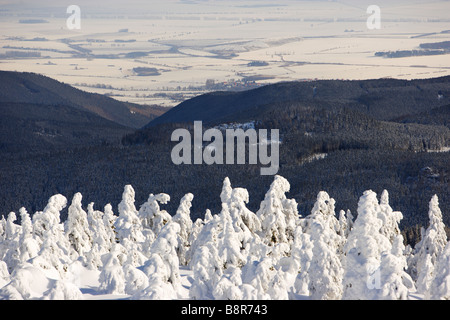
[1,0,450,107]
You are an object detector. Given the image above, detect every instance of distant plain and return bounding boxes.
[1,0,450,107]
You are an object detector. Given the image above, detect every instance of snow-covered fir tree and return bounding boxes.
[342,190,393,300]
[115,185,145,243]
[427,242,450,300]
[172,193,194,266]
[303,192,344,300]
[65,193,92,258]
[411,195,448,294]
[29,195,74,278]
[139,193,172,236]
[17,208,40,266]
[256,175,299,245]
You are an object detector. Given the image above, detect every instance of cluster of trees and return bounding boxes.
[375,50,445,59]
[0,175,448,300]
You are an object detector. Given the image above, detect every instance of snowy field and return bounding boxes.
[0,175,448,300]
[1,0,450,106]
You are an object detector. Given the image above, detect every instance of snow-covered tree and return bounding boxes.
[137,222,183,300]
[87,203,112,253]
[217,204,246,270]
[338,209,353,240]
[148,222,182,292]
[123,263,149,296]
[136,254,178,300]
[102,203,117,245]
[98,243,128,295]
[374,235,412,300]
[189,242,223,300]
[83,203,117,270]
[65,193,92,257]
[173,193,194,265]
[240,257,274,300]
[292,225,313,297]
[0,264,48,300]
[257,175,299,245]
[427,242,450,300]
[43,280,83,300]
[212,266,244,300]
[300,192,344,299]
[32,194,67,242]
[308,225,343,299]
[378,190,403,244]
[411,195,448,293]
[30,194,74,277]
[87,203,109,249]
[1,212,21,272]
[220,177,232,204]
[342,190,392,300]
[17,207,40,265]
[115,185,145,244]
[139,193,171,236]
[0,261,10,289]
[228,187,261,239]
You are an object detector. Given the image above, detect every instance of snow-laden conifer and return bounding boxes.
[115,185,145,244]
[65,193,92,257]
[17,208,40,266]
[257,175,298,245]
[427,242,450,300]
[30,195,73,277]
[173,193,194,265]
[412,195,448,293]
[304,192,343,300]
[139,193,171,236]
[342,190,392,300]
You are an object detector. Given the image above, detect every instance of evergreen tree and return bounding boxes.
[139,193,171,236]
[65,193,92,257]
[375,235,411,300]
[17,208,40,265]
[378,190,403,244]
[305,192,344,300]
[115,185,145,243]
[217,204,246,270]
[173,193,194,266]
[257,175,299,245]
[148,222,182,293]
[98,243,128,295]
[342,190,392,300]
[30,194,74,277]
[1,212,21,272]
[413,195,448,293]
[427,242,450,300]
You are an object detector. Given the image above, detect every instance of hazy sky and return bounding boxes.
[1,0,448,16]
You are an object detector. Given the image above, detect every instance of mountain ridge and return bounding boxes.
[0,70,167,129]
[146,76,450,128]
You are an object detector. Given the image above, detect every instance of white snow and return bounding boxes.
[0,176,448,300]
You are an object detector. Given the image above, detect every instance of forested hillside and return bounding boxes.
[0,71,167,128]
[147,76,450,126]
[0,72,448,247]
